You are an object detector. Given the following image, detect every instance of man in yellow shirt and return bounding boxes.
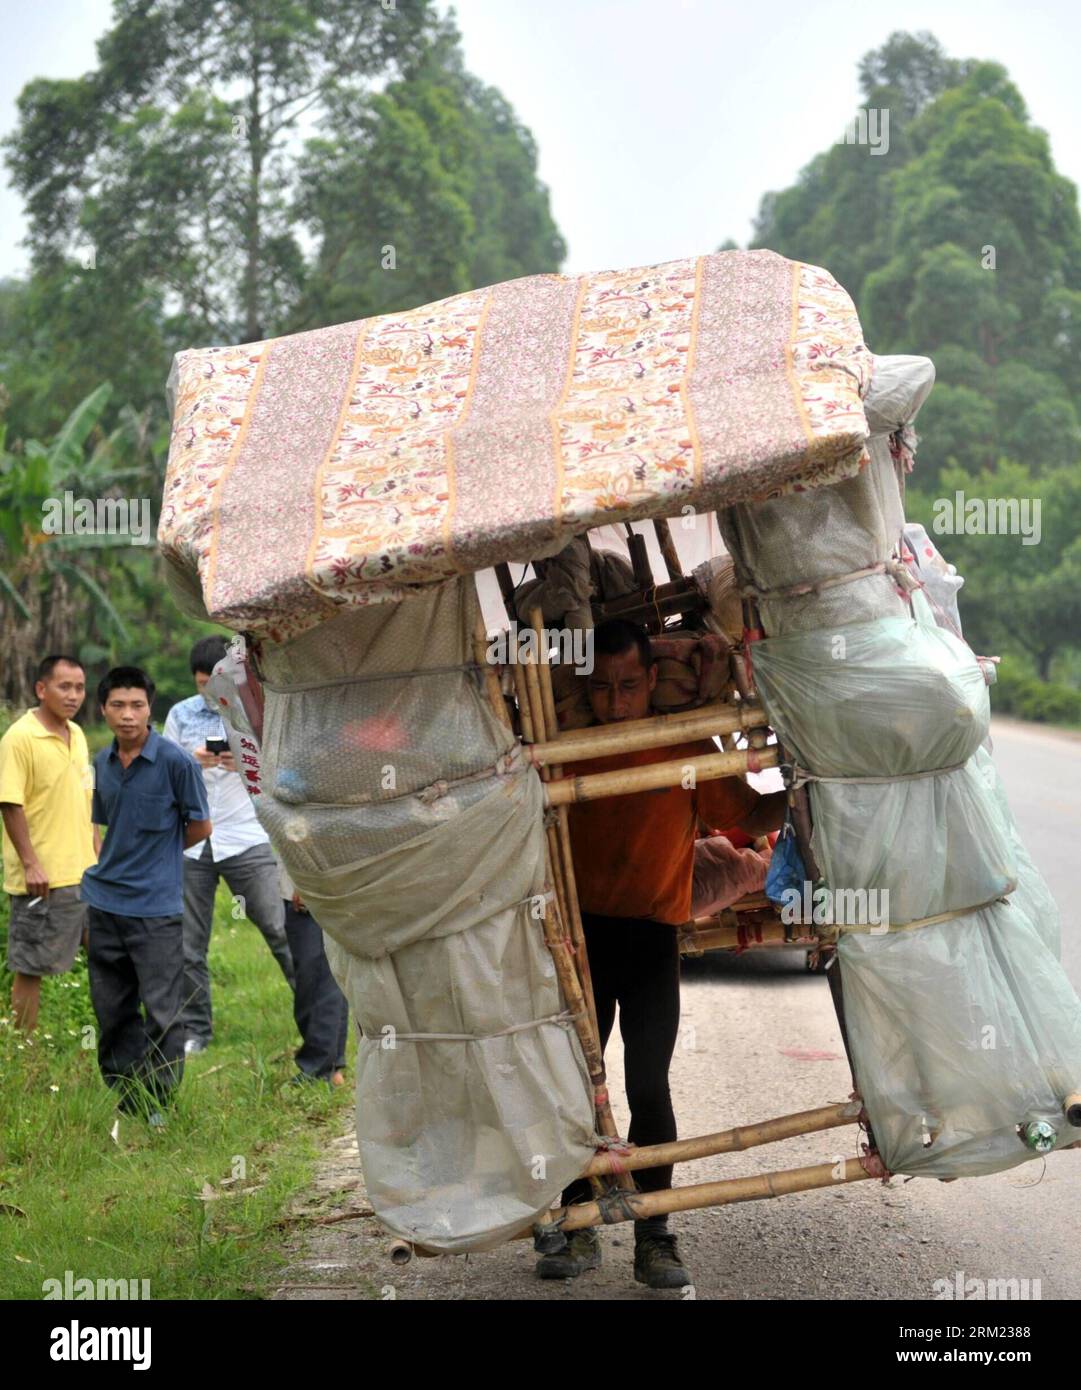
[0,655,98,1031]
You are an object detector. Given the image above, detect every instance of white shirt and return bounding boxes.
[163,693,270,862]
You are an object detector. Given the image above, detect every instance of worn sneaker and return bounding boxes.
[536,1226,602,1280]
[184,1038,208,1056]
[633,1230,691,1289]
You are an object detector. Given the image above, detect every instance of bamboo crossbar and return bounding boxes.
[681,919,816,955]
[528,702,770,767]
[584,1102,861,1177]
[545,744,780,806]
[523,1157,878,1236]
[594,577,695,617]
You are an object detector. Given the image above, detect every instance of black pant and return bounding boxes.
[86,907,186,1112]
[283,900,349,1080]
[563,914,681,1217]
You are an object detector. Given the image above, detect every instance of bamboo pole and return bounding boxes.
[546,744,779,806]
[528,607,560,741]
[529,702,769,767]
[522,609,634,1191]
[582,1102,861,1178]
[510,659,534,743]
[527,607,604,1080]
[1064,1093,1081,1127]
[473,615,512,730]
[521,1157,877,1236]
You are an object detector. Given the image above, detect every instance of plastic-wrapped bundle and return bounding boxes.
[717,354,935,637]
[750,597,1016,925]
[238,580,595,1251]
[751,618,1081,1171]
[838,864,1081,1176]
[718,352,1081,1177]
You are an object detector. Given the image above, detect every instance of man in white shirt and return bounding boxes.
[163,636,295,1054]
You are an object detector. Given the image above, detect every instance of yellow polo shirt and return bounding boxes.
[0,710,96,893]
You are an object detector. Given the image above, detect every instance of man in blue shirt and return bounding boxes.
[82,667,211,1123]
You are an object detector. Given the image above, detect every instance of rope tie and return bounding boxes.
[740,558,920,603]
[416,747,523,803]
[383,1008,581,1043]
[815,883,1017,943]
[782,759,968,791]
[596,1189,643,1225]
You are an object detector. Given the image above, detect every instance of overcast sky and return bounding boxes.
[2,0,1078,281]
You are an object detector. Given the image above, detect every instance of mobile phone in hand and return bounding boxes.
[205,737,230,755]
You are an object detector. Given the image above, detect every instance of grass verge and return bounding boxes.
[0,885,358,1299]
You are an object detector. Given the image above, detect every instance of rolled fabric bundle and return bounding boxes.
[691,835,770,918]
[650,633,734,712]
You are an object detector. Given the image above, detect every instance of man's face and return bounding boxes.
[194,671,210,694]
[587,646,657,724]
[101,688,152,742]
[36,661,86,723]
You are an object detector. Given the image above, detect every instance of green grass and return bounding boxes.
[0,887,360,1300]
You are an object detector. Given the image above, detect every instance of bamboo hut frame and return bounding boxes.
[388,541,1080,1264]
[459,588,880,1259]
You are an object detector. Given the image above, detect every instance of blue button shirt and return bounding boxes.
[82,728,210,917]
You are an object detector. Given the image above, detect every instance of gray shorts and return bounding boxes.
[6,885,87,976]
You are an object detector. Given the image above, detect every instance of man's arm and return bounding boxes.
[736,789,787,838]
[0,803,48,898]
[175,747,212,850]
[184,818,213,849]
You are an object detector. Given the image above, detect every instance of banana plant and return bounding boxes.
[0,384,166,702]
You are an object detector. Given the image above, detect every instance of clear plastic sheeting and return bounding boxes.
[719,352,1081,1177]
[241,579,595,1251]
[750,599,1016,926]
[748,600,989,779]
[838,880,1081,1177]
[717,353,934,638]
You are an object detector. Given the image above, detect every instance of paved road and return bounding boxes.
[277,719,1081,1300]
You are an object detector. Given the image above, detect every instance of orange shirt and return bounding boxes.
[565,738,760,926]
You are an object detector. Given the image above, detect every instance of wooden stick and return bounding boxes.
[528,607,560,742]
[529,703,769,767]
[653,518,684,580]
[511,659,534,743]
[595,577,694,618]
[546,745,779,806]
[520,1157,877,1236]
[680,919,816,955]
[1064,1092,1081,1128]
[522,650,546,751]
[583,1102,861,1177]
[494,562,518,621]
[527,606,605,1086]
[523,610,631,1189]
[473,615,511,730]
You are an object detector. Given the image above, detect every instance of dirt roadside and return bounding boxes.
[272,953,1080,1301]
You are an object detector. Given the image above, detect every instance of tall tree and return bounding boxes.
[290,14,565,328]
[3,0,438,359]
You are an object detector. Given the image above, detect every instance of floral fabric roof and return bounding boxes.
[159,248,872,641]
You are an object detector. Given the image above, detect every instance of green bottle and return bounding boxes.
[1020,1120,1056,1153]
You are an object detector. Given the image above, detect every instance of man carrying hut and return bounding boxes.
[538,619,785,1288]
